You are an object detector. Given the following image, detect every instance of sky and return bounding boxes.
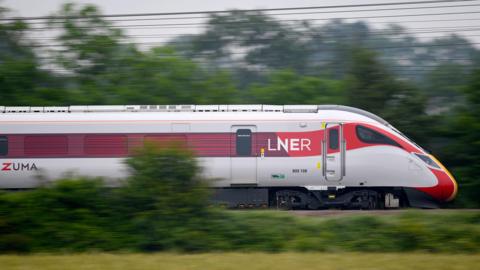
[4,0,429,16]
[2,0,479,47]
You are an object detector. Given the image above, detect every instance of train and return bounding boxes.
[0,104,457,209]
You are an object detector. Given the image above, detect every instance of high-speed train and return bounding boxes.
[0,104,457,209]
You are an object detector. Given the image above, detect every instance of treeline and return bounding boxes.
[0,3,479,207]
[1,145,479,253]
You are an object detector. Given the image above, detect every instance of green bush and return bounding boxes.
[0,144,215,252]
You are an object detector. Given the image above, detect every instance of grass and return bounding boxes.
[0,253,479,270]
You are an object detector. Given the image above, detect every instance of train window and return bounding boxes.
[236,129,252,156]
[414,153,441,169]
[25,135,68,156]
[84,135,127,155]
[328,128,339,150]
[0,136,7,156]
[356,125,402,148]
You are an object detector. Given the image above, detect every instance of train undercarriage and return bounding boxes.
[212,186,439,210]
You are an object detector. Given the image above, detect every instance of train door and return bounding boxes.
[231,126,257,185]
[323,123,346,181]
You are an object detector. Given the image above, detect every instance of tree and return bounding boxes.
[382,82,432,145]
[344,48,397,114]
[93,46,239,105]
[344,48,431,144]
[173,10,311,81]
[48,3,128,76]
[249,70,346,104]
[0,6,63,106]
[203,11,310,67]
[45,4,240,105]
[442,69,480,207]
[119,143,213,251]
[423,64,470,112]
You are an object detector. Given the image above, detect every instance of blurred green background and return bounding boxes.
[1,2,480,257]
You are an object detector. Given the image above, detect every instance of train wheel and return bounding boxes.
[364,196,378,210]
[350,190,380,210]
[275,190,309,210]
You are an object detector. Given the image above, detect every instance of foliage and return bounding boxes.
[249,70,346,104]
[1,176,480,253]
[440,69,480,207]
[344,48,398,114]
[186,10,311,72]
[48,3,126,76]
[344,48,433,144]
[0,8,62,106]
[118,143,214,251]
[0,144,216,253]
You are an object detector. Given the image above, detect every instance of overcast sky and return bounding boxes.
[4,0,424,16]
[2,0,479,47]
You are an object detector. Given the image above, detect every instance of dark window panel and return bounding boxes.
[328,128,339,150]
[356,125,402,148]
[236,129,252,156]
[0,136,7,156]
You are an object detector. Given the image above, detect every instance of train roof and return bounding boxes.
[0,104,391,126]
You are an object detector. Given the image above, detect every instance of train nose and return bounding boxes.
[430,155,458,202]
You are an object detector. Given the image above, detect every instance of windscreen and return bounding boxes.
[414,153,441,169]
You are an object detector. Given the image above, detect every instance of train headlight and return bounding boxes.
[413,153,441,169]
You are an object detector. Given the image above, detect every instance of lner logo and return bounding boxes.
[267,137,311,152]
[265,130,322,157]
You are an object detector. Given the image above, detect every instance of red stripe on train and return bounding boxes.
[1,124,418,158]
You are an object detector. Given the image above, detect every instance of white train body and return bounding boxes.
[0,105,457,209]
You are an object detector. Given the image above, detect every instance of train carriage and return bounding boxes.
[0,104,457,209]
